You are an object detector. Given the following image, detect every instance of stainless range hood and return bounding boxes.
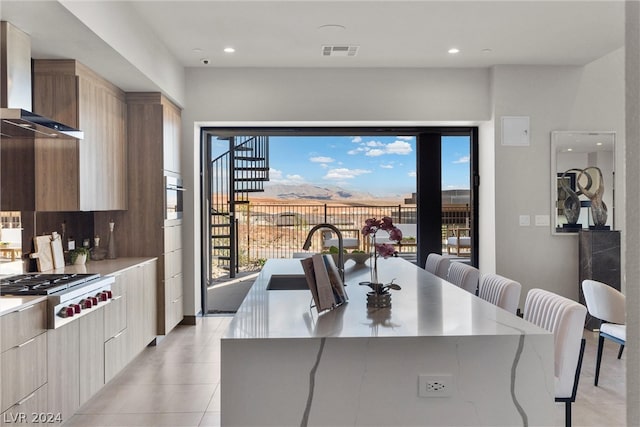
[1,21,83,140]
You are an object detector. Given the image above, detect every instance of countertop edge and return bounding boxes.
[42,257,158,276]
[0,295,48,316]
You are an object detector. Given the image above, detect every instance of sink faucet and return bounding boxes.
[302,224,344,282]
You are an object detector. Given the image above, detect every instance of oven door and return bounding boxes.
[165,175,185,220]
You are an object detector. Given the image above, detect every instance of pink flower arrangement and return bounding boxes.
[361,217,402,287]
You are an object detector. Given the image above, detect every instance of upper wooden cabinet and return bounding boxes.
[31,60,127,211]
[127,92,182,174]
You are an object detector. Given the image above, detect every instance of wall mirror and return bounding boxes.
[551,131,615,235]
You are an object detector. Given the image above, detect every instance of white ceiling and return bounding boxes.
[0,1,626,92]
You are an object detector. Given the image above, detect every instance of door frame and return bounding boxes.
[200,125,479,314]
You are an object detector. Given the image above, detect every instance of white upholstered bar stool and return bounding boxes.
[446,262,480,295]
[477,273,521,314]
[581,279,626,386]
[524,288,587,427]
[424,253,450,279]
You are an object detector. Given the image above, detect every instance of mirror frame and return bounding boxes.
[551,131,615,235]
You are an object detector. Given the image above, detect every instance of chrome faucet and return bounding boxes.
[302,224,344,282]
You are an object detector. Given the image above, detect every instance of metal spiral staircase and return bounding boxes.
[209,136,269,279]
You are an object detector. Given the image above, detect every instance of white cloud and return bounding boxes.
[269,168,283,180]
[408,171,416,177]
[351,136,362,143]
[380,164,394,169]
[386,141,413,155]
[453,155,470,164]
[397,136,413,140]
[323,168,372,180]
[267,168,306,184]
[365,148,385,157]
[365,140,384,147]
[351,140,413,157]
[310,156,335,163]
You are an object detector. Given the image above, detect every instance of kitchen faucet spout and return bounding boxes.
[302,224,344,282]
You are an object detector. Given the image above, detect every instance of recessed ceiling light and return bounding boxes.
[567,148,574,152]
[192,48,203,53]
[224,47,235,53]
[596,142,603,146]
[481,48,492,54]
[448,48,460,54]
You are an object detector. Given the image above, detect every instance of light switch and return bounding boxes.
[535,215,550,226]
[519,215,530,226]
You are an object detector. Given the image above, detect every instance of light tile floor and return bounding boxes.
[65,317,626,427]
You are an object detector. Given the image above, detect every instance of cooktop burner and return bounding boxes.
[0,273,101,295]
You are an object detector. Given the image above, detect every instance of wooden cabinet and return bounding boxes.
[47,305,106,419]
[104,274,127,342]
[1,385,49,427]
[163,242,183,333]
[79,308,104,405]
[0,301,48,421]
[0,331,47,414]
[103,272,128,383]
[30,59,126,211]
[162,97,182,174]
[96,92,183,336]
[124,264,145,361]
[122,260,158,362]
[47,322,79,422]
[142,260,158,344]
[0,301,47,353]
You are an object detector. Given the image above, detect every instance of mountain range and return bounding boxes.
[257,183,376,201]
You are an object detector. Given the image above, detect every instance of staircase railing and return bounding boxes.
[209,136,269,279]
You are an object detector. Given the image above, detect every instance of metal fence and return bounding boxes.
[227,203,469,265]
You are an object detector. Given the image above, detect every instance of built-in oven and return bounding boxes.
[165,175,185,220]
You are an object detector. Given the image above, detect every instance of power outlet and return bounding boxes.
[418,374,453,398]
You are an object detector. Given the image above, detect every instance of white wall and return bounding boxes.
[491,51,624,306]
[59,0,185,106]
[182,67,491,316]
[181,56,624,316]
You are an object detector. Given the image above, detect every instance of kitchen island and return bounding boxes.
[221,257,555,426]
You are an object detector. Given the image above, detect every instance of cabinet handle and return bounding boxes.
[111,295,123,301]
[16,392,36,406]
[16,304,34,312]
[113,330,125,339]
[172,298,181,304]
[16,337,36,349]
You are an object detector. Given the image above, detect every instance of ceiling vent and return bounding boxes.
[322,45,359,57]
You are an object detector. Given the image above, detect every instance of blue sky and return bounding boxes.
[213,135,470,197]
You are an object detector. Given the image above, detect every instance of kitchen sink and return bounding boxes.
[266,274,309,290]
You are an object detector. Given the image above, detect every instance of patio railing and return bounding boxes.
[218,203,470,269]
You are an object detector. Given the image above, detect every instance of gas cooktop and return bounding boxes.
[0,273,101,296]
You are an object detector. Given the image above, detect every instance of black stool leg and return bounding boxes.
[595,334,605,386]
[618,344,624,359]
[565,401,571,427]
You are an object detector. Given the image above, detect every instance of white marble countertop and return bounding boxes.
[224,257,549,339]
[0,295,48,316]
